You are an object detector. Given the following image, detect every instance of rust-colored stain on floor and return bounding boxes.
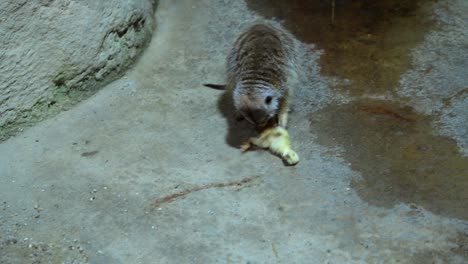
[152,176,260,207]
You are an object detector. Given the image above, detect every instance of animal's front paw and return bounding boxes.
[278,115,288,128]
[240,141,252,152]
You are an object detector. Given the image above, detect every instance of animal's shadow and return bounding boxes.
[217,92,257,148]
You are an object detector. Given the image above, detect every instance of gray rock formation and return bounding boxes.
[0,0,156,141]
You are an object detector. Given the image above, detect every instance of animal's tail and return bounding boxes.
[203,83,226,90]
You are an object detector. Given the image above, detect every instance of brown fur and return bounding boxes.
[226,24,297,128]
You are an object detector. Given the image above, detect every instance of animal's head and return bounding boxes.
[233,85,281,128]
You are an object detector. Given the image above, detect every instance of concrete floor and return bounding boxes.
[1,0,467,263]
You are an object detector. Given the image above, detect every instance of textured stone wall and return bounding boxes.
[0,0,156,141]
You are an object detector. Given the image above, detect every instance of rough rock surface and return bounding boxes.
[0,0,155,141]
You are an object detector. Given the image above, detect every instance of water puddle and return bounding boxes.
[246,0,436,96]
[247,0,466,220]
[310,100,468,220]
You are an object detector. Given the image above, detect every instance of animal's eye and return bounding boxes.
[265,96,272,104]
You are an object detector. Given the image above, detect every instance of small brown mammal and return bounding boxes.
[205,23,297,128]
[241,126,300,165]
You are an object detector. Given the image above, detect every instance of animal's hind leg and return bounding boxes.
[240,139,252,152]
[250,136,270,148]
[240,136,264,152]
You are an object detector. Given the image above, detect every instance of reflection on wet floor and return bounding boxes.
[247,0,467,220]
[247,0,435,96]
[310,100,468,220]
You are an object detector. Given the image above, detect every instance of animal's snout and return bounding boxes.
[241,108,273,128]
[251,109,267,126]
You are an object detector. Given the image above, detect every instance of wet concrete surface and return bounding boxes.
[1,0,467,263]
[310,99,468,220]
[250,0,468,221]
[247,0,436,96]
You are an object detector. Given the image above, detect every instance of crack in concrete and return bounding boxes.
[152,176,261,207]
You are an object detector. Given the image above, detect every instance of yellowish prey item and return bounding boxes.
[241,126,299,165]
